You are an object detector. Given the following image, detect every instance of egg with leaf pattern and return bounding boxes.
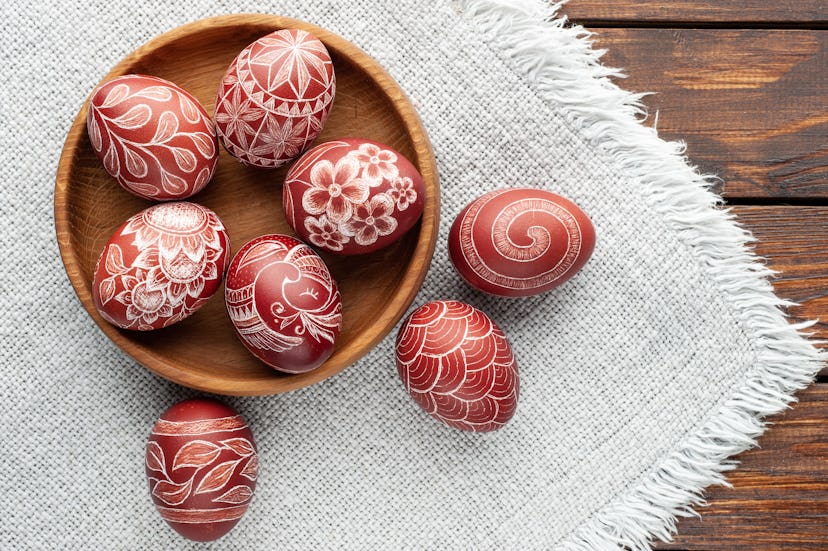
[87,74,218,200]
[146,398,258,542]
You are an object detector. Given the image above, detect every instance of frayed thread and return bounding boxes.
[461,1,825,550]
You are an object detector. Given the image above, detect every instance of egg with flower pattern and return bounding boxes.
[395,300,519,432]
[214,28,335,168]
[92,202,230,330]
[87,74,219,200]
[146,398,258,542]
[283,138,425,255]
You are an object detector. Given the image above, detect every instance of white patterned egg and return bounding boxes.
[449,188,595,297]
[146,398,258,541]
[282,138,425,255]
[87,74,219,200]
[224,234,342,373]
[395,300,519,432]
[214,28,336,168]
[92,202,230,330]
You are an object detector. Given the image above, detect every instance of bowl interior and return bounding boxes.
[55,15,438,395]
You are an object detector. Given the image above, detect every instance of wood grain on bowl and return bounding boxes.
[55,14,439,396]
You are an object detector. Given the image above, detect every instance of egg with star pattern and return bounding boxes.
[214,28,336,168]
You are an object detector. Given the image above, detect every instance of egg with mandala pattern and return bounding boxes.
[92,202,230,331]
[87,74,219,200]
[214,28,336,168]
[395,300,518,432]
[146,398,258,542]
[449,188,596,297]
[283,138,425,255]
[225,234,342,373]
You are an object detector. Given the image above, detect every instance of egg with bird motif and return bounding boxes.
[224,234,342,373]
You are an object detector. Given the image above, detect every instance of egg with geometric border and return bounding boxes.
[214,28,335,168]
[146,398,258,542]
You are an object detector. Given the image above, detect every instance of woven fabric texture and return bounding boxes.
[0,1,819,549]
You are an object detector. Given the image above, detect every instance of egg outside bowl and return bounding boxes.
[54,14,439,396]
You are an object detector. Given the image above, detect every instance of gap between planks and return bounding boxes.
[725,198,828,207]
[568,20,828,31]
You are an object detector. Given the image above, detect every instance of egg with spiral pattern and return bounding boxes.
[449,188,595,297]
[395,300,518,432]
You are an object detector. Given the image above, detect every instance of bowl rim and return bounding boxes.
[54,13,440,395]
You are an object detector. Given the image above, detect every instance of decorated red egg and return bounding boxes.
[92,202,230,330]
[225,234,342,373]
[449,188,595,297]
[87,74,219,200]
[395,300,518,432]
[214,28,335,168]
[283,138,425,255]
[146,398,258,542]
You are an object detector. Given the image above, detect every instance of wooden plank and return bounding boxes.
[554,6,828,548]
[651,201,828,550]
[733,205,828,357]
[582,28,828,199]
[656,384,828,550]
[563,1,828,25]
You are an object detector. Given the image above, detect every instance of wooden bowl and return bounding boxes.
[54,14,439,396]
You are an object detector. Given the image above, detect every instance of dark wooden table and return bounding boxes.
[558,1,828,549]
